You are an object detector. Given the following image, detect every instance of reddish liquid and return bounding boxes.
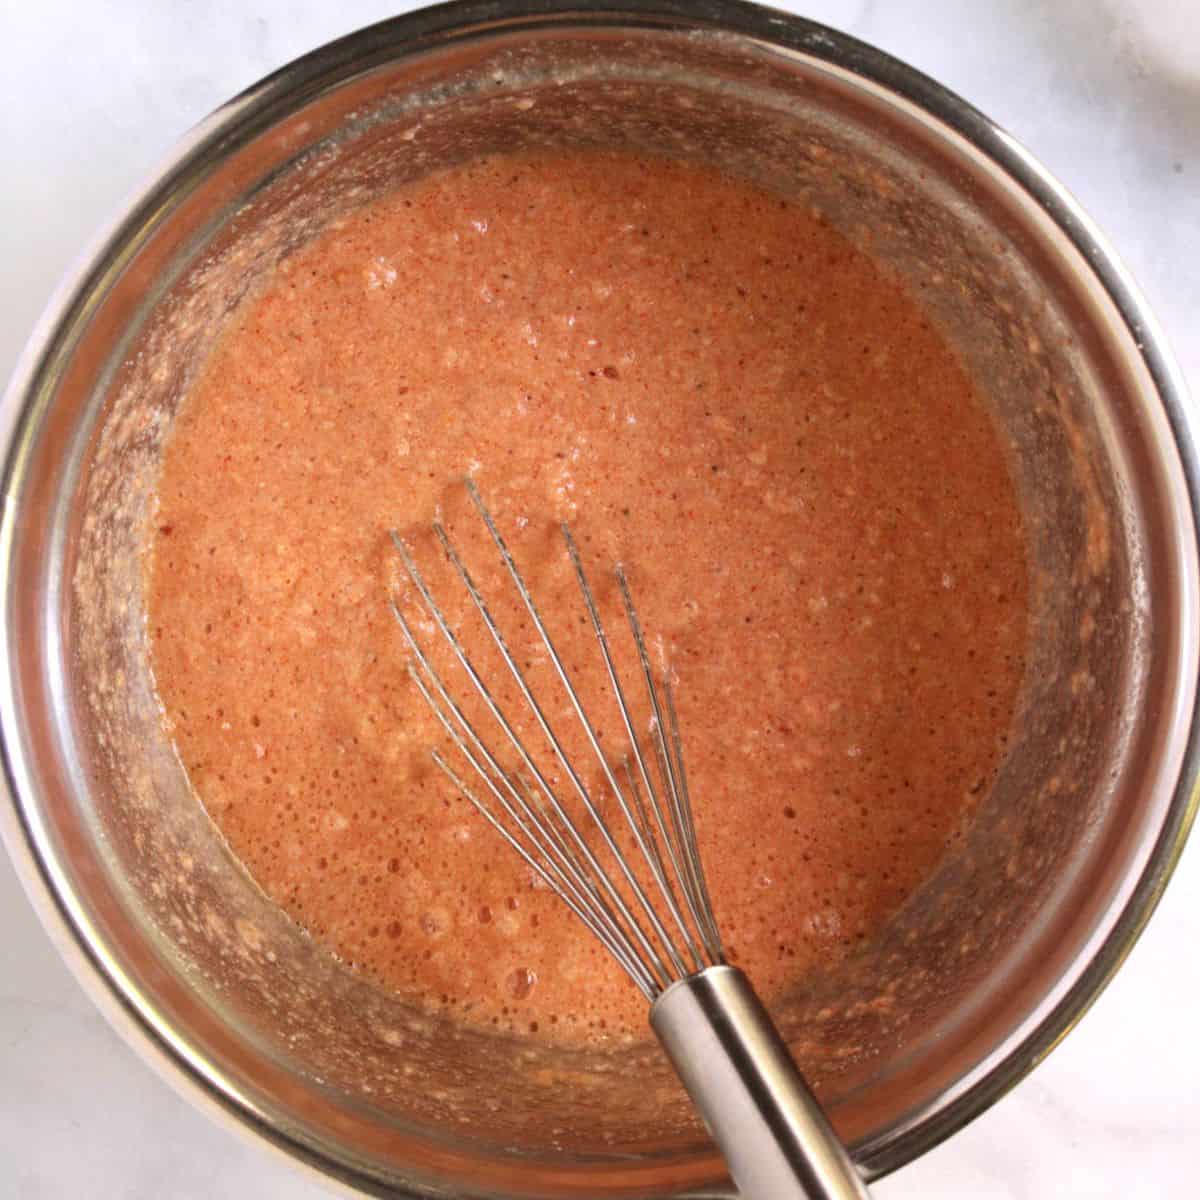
[147,153,1028,1045]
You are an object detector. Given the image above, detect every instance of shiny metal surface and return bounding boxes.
[653,966,869,1200]
[1,2,1197,1198]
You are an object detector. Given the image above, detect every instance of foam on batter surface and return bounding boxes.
[147,152,1028,1045]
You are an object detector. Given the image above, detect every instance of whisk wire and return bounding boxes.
[388,481,726,996]
[615,568,725,964]
[515,773,633,949]
[428,748,658,996]
[429,518,687,985]
[388,540,674,992]
[561,526,709,974]
[393,597,660,993]
[391,606,610,934]
[619,758,674,928]
[661,677,724,959]
[454,485,693,980]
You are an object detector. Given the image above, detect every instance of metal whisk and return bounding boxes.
[389,480,869,1200]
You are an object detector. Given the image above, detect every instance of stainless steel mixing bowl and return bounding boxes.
[2,2,1197,1196]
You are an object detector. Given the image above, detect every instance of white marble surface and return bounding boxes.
[2,1,1197,1196]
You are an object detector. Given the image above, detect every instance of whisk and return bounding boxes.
[389,480,870,1200]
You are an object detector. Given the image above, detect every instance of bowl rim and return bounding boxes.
[2,0,1197,1194]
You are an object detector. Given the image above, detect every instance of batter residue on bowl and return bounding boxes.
[146,152,1028,1045]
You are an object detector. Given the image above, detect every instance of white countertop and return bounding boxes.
[2,2,1197,1196]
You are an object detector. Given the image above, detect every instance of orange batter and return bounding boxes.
[147,152,1028,1045]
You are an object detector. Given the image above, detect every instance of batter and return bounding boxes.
[147,152,1028,1045]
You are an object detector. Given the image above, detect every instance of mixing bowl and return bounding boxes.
[2,1,1197,1196]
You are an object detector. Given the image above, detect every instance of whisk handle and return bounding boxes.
[651,964,870,1200]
